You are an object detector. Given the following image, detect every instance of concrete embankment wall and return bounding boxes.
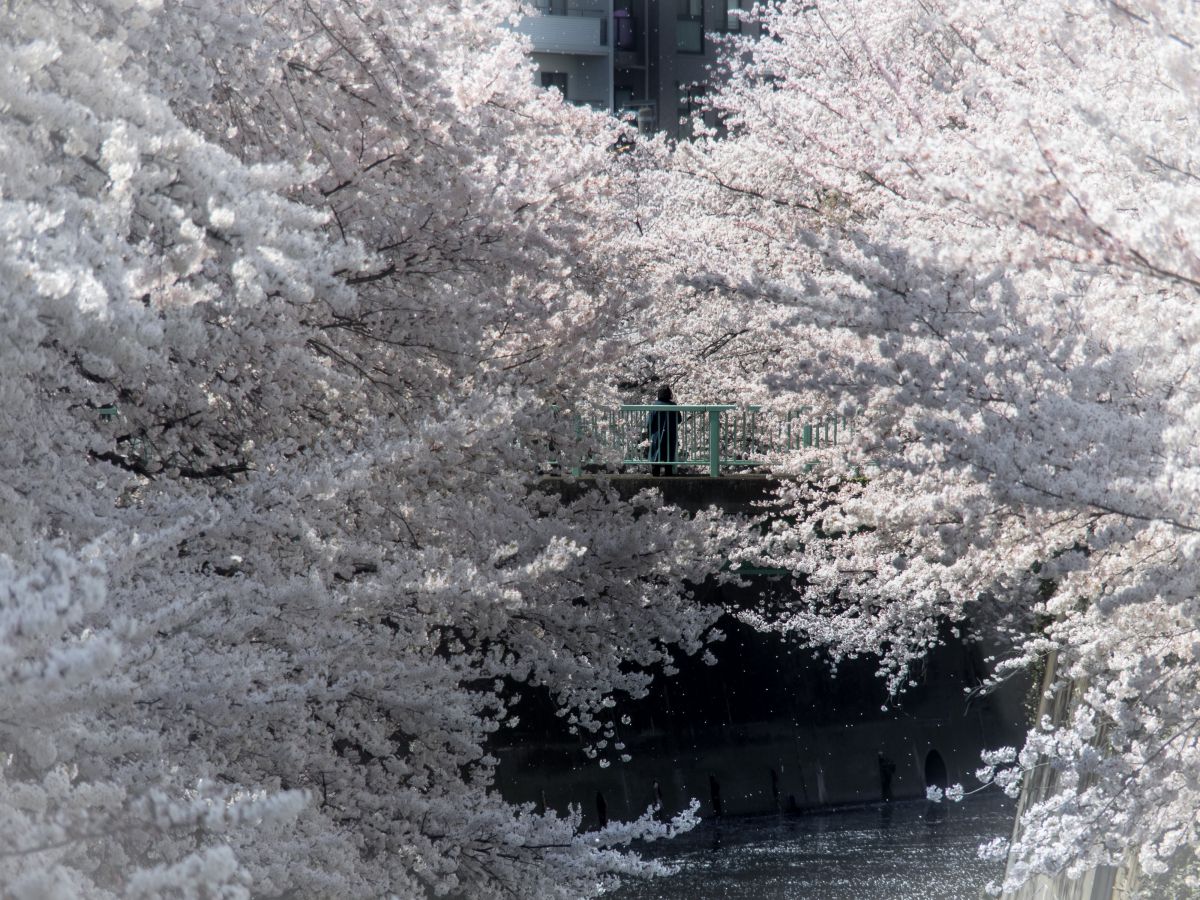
[999,651,1141,900]
[508,475,1030,830]
[494,610,1030,830]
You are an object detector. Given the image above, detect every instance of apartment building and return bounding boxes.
[517,0,750,137]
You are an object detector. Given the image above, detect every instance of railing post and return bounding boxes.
[802,423,813,449]
[708,407,720,477]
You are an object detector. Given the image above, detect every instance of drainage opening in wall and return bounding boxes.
[924,749,948,790]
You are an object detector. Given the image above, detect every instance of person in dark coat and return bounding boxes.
[647,385,682,476]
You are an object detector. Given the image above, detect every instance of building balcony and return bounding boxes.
[517,9,610,56]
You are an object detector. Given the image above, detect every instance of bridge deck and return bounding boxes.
[538,473,780,515]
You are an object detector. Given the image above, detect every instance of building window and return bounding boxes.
[534,0,567,13]
[541,72,569,96]
[724,0,742,32]
[676,0,704,53]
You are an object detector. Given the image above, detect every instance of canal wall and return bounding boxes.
[493,606,1030,830]
[999,650,1142,900]
[506,475,1031,830]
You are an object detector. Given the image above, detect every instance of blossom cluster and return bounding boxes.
[0,1,734,895]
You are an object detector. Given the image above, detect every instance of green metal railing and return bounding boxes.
[569,404,855,477]
[783,407,852,451]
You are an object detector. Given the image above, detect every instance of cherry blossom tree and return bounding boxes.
[650,0,1200,890]
[2,1,731,895]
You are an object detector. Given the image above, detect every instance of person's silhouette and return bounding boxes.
[647,386,681,476]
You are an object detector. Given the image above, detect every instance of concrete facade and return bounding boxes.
[529,52,612,109]
[518,0,755,137]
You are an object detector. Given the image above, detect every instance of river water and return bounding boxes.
[610,793,1015,900]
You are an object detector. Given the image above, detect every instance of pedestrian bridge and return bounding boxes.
[570,404,854,477]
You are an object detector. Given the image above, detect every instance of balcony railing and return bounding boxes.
[517,8,609,55]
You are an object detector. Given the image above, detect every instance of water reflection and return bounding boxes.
[609,793,1015,900]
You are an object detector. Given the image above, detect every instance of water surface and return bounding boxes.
[611,794,1014,900]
